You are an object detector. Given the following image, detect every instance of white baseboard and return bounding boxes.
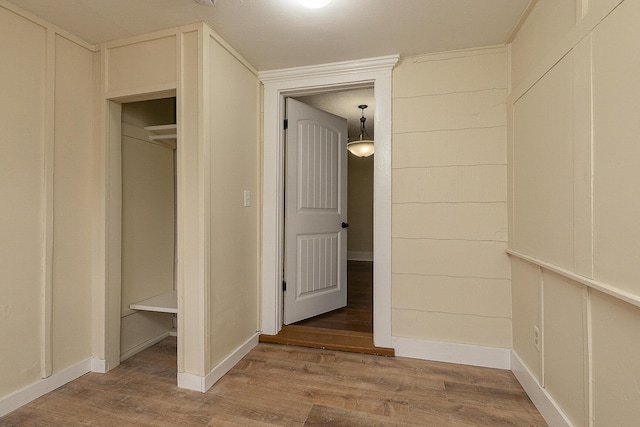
[90,357,108,373]
[511,351,573,427]
[0,358,91,417]
[347,251,373,261]
[120,331,171,362]
[177,332,259,393]
[392,336,511,370]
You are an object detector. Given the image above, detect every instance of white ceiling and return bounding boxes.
[7,0,530,71]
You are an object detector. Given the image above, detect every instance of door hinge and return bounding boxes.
[283,119,288,130]
[282,280,287,291]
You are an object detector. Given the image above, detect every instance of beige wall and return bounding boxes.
[99,30,183,372]
[207,34,260,369]
[0,3,94,399]
[98,24,260,380]
[509,0,639,424]
[51,34,95,373]
[347,154,374,256]
[391,47,510,348]
[1,0,254,402]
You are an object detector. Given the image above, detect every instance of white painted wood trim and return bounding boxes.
[259,55,398,350]
[371,67,394,348]
[120,331,172,361]
[506,249,640,309]
[177,333,259,392]
[347,251,373,261]
[259,55,399,83]
[41,27,55,380]
[392,336,511,370]
[103,23,201,50]
[0,358,91,417]
[90,358,108,373]
[505,0,539,43]
[511,351,574,427]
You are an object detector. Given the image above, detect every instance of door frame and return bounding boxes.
[259,55,398,348]
[104,89,178,370]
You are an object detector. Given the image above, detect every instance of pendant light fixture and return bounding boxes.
[347,105,375,158]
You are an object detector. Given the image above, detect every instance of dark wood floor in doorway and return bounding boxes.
[259,261,394,356]
[0,337,547,426]
[296,260,373,333]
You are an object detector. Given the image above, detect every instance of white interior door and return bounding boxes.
[284,98,348,325]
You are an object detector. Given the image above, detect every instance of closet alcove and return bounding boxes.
[120,97,177,362]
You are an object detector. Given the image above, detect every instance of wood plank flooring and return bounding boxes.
[0,337,547,426]
[260,325,394,356]
[259,261,395,355]
[295,260,373,333]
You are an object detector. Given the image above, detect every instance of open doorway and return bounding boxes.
[119,98,177,362]
[259,54,398,352]
[292,88,374,334]
[105,95,179,374]
[260,87,392,355]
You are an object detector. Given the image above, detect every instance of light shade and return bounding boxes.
[347,140,375,158]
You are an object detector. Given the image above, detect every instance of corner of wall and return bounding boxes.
[178,333,259,393]
[511,351,573,427]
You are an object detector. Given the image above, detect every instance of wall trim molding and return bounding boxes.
[507,249,640,309]
[511,351,573,427]
[347,251,373,262]
[177,333,259,393]
[392,336,511,370]
[90,357,108,374]
[259,55,399,83]
[0,358,91,417]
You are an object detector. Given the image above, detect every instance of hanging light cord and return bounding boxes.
[358,105,371,140]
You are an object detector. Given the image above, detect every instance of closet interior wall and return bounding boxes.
[120,98,177,361]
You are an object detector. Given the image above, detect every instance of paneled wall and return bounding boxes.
[509,0,639,424]
[391,48,510,348]
[51,33,94,374]
[0,1,94,401]
[98,24,260,385]
[207,32,260,370]
[0,4,47,398]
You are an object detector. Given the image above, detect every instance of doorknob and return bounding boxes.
[341,222,349,228]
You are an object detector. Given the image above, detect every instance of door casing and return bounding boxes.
[259,55,399,348]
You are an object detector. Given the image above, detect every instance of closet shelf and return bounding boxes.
[130,290,177,314]
[144,124,177,147]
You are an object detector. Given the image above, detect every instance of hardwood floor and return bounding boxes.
[259,325,394,356]
[259,261,394,355]
[0,337,546,426]
[295,260,373,333]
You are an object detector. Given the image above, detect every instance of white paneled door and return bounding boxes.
[284,98,348,324]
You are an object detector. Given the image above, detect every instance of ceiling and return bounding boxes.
[7,0,530,71]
